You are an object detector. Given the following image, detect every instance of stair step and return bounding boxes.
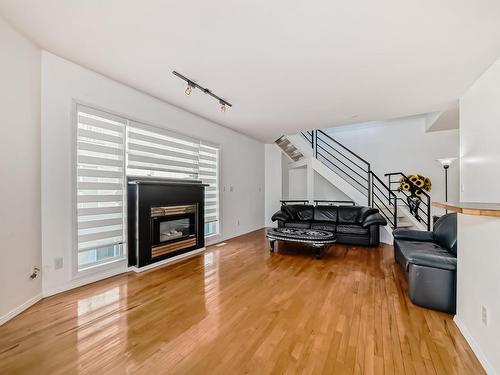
[379,207,405,218]
[396,219,414,228]
[275,136,304,161]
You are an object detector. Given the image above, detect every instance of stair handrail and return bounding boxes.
[301,131,314,148]
[316,130,370,168]
[384,172,431,230]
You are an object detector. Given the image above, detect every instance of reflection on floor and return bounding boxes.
[0,229,484,374]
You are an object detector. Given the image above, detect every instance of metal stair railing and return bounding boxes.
[301,130,372,204]
[370,172,398,227]
[299,129,403,228]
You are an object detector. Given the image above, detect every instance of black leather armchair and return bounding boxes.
[271,204,387,247]
[393,213,457,313]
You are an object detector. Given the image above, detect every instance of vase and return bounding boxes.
[407,195,421,221]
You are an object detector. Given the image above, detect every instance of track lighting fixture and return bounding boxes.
[173,71,232,112]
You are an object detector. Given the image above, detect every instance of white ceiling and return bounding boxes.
[1,0,500,142]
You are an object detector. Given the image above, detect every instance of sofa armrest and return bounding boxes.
[361,212,387,228]
[358,207,379,222]
[393,228,434,242]
[406,252,457,271]
[271,210,290,222]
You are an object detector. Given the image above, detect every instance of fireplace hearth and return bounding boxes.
[127,178,206,269]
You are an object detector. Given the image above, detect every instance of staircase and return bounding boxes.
[275,135,303,161]
[276,130,432,238]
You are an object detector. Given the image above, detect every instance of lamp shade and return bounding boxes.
[436,157,457,168]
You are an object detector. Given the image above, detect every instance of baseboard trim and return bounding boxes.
[208,226,265,246]
[453,316,496,375]
[43,265,127,298]
[0,293,43,326]
[129,247,206,273]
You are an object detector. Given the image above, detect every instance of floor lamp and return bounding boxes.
[436,158,457,214]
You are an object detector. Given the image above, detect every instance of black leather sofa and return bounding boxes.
[393,213,457,313]
[271,204,387,247]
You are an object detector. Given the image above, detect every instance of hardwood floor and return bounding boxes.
[0,229,484,374]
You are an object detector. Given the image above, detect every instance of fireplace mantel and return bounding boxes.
[128,178,208,187]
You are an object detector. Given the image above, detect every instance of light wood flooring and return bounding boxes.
[0,229,484,374]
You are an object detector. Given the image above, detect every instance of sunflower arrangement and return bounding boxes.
[399,174,432,199]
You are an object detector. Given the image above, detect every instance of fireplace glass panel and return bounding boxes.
[159,218,190,242]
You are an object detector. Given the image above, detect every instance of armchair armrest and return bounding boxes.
[271,210,290,222]
[361,212,387,228]
[393,228,434,242]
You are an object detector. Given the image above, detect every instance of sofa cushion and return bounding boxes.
[336,224,369,235]
[433,213,457,254]
[394,239,457,271]
[313,206,338,222]
[337,206,360,224]
[283,221,311,229]
[337,206,378,224]
[310,222,336,232]
[282,205,314,221]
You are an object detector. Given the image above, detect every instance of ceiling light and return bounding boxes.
[173,71,232,111]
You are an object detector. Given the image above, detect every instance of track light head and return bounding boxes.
[220,101,226,112]
[185,83,194,96]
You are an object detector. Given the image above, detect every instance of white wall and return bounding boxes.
[41,52,265,296]
[326,116,460,215]
[0,17,42,322]
[288,167,307,200]
[264,144,282,227]
[314,172,351,202]
[456,56,500,375]
[281,154,290,200]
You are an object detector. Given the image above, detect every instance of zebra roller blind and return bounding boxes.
[199,142,219,225]
[127,121,200,180]
[126,121,220,230]
[76,105,126,270]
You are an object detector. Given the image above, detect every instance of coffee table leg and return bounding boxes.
[315,245,327,259]
[315,247,321,259]
[269,240,275,252]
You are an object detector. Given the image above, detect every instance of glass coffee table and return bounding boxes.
[266,227,337,259]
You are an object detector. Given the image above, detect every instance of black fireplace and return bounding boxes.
[127,178,206,268]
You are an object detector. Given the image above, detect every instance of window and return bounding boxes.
[75,106,221,271]
[76,106,126,271]
[199,142,220,236]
